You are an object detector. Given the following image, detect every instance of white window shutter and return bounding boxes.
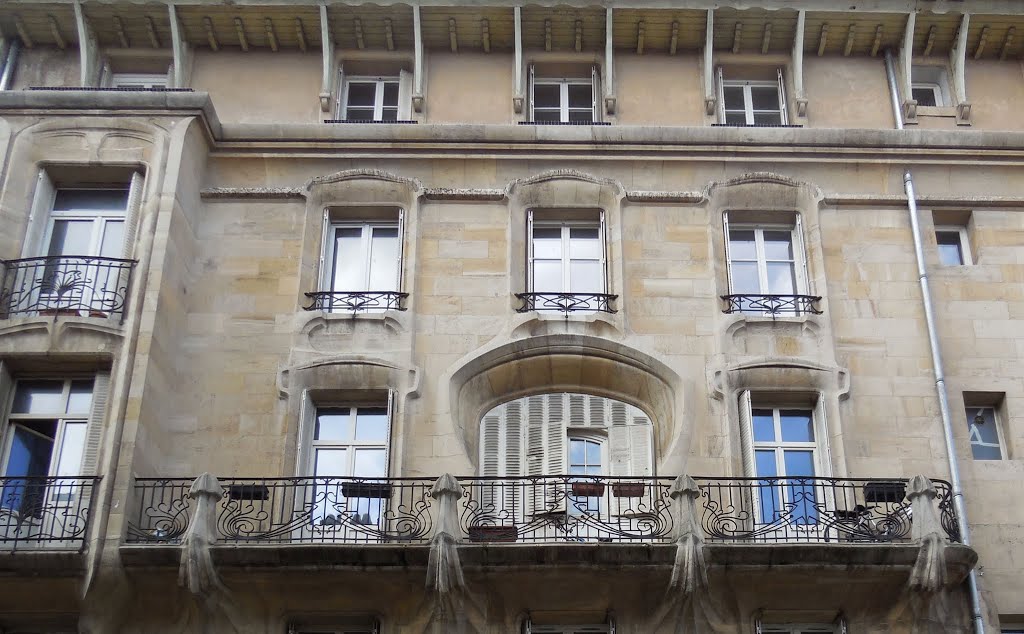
[335,64,345,118]
[505,400,523,477]
[608,403,631,477]
[813,394,832,477]
[629,418,654,476]
[776,67,789,124]
[396,208,406,292]
[319,209,331,291]
[526,209,534,292]
[738,390,755,477]
[588,394,604,428]
[715,66,725,123]
[722,212,734,293]
[122,171,144,259]
[296,391,317,475]
[22,169,56,257]
[599,209,608,294]
[480,413,502,476]
[545,393,566,475]
[528,64,536,120]
[384,389,395,477]
[398,69,413,120]
[794,213,810,295]
[81,372,110,475]
[591,65,600,122]
[525,395,546,477]
[569,394,586,427]
[0,360,14,417]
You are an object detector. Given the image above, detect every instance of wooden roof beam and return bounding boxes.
[49,14,68,50]
[575,19,582,52]
[732,21,742,53]
[385,18,394,51]
[999,26,1015,61]
[113,15,130,48]
[973,25,989,59]
[817,23,828,57]
[295,18,307,53]
[544,19,551,52]
[844,24,856,56]
[145,16,160,48]
[669,20,678,55]
[870,24,882,57]
[448,18,457,53]
[761,22,771,54]
[482,18,490,53]
[14,15,33,49]
[923,25,936,56]
[203,16,219,51]
[234,17,249,52]
[637,20,645,55]
[354,18,364,49]
[265,18,278,52]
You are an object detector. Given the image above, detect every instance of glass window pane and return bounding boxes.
[750,86,780,110]
[569,438,585,464]
[762,231,794,260]
[586,440,601,464]
[99,220,126,258]
[779,410,814,442]
[315,409,351,441]
[567,109,593,123]
[722,86,745,110]
[12,381,64,414]
[532,260,562,292]
[729,262,760,294]
[968,407,1002,460]
[346,82,376,107]
[936,231,964,266]
[382,82,399,107]
[724,111,748,126]
[569,464,585,475]
[912,86,938,107]
[567,83,592,109]
[782,450,815,477]
[53,190,129,211]
[344,108,375,121]
[752,409,776,442]
[532,227,564,259]
[353,448,387,477]
[47,220,93,256]
[533,84,560,108]
[569,260,603,294]
[2,423,56,515]
[755,449,777,477]
[354,408,389,442]
[368,227,399,290]
[314,448,349,476]
[532,109,562,123]
[54,421,87,477]
[66,380,93,414]
[728,230,757,260]
[753,112,784,126]
[766,262,796,294]
[568,227,601,259]
[332,227,365,291]
[380,108,399,122]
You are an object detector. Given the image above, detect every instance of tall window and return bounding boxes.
[719,69,788,126]
[725,216,807,314]
[1,379,95,514]
[528,211,606,310]
[45,190,128,260]
[751,406,818,524]
[318,212,405,312]
[529,65,599,123]
[966,406,1003,461]
[342,77,399,121]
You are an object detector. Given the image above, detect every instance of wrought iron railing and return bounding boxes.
[0,476,100,551]
[695,476,960,544]
[515,292,618,315]
[304,291,408,313]
[0,256,136,321]
[126,477,434,544]
[720,294,822,317]
[459,476,674,543]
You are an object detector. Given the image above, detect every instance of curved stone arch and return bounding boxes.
[702,170,824,200]
[443,333,686,474]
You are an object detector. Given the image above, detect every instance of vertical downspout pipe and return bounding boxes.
[0,40,20,91]
[888,48,985,634]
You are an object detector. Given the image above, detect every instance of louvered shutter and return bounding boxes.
[629,420,654,476]
[545,393,566,474]
[398,69,413,120]
[775,67,788,124]
[569,394,586,427]
[384,390,395,476]
[295,391,317,475]
[590,65,600,122]
[793,213,810,296]
[80,372,110,475]
[22,170,55,257]
[738,390,755,477]
[396,209,406,292]
[0,360,13,417]
[480,413,502,476]
[335,65,345,118]
[609,406,654,477]
[122,171,144,259]
[715,66,725,123]
[608,401,630,476]
[813,394,832,477]
[526,209,534,292]
[723,212,734,293]
[319,209,332,292]
[527,64,536,120]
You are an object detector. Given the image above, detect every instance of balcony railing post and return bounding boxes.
[907,474,947,592]
[427,474,465,594]
[177,473,224,595]
[667,475,708,593]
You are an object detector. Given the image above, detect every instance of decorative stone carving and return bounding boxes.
[178,473,225,595]
[908,475,947,592]
[668,475,708,594]
[426,473,466,595]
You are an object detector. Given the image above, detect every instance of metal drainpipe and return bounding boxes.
[887,48,986,634]
[0,40,19,91]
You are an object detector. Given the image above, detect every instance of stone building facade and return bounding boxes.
[0,0,1021,632]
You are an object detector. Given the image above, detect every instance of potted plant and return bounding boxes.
[571,481,606,497]
[468,524,518,542]
[611,482,646,498]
